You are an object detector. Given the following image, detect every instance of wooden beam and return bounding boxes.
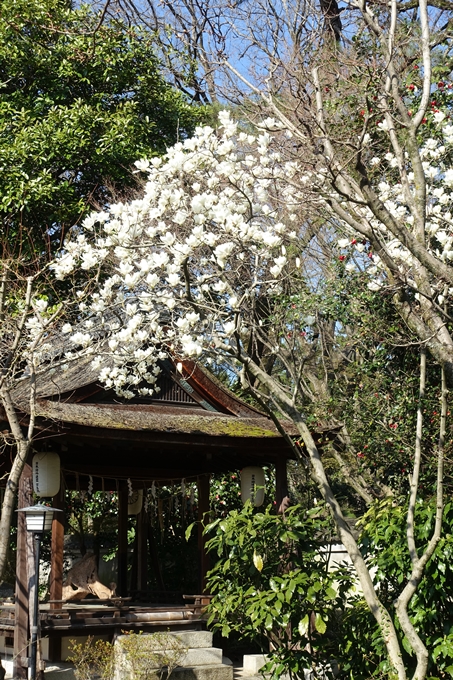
[197,475,210,594]
[117,489,129,597]
[14,464,32,679]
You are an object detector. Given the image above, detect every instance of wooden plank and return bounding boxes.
[43,617,128,628]
[47,597,131,605]
[14,463,32,679]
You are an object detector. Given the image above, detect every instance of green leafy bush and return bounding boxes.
[205,502,353,679]
[118,631,188,680]
[68,637,114,680]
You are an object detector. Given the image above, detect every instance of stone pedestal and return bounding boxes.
[114,630,233,680]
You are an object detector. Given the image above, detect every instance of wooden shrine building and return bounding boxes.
[0,357,328,675]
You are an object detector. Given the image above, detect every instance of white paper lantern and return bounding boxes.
[241,466,265,507]
[128,489,143,515]
[32,452,61,498]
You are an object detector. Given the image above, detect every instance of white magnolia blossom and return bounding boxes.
[47,102,453,397]
[49,111,313,396]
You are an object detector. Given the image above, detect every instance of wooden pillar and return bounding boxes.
[136,509,148,594]
[117,488,129,596]
[130,524,138,596]
[14,464,32,679]
[197,475,210,594]
[275,457,289,514]
[147,522,165,593]
[48,488,65,661]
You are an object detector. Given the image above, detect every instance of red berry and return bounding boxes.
[438,82,445,88]
[339,255,346,261]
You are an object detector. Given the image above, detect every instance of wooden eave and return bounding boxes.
[33,399,288,439]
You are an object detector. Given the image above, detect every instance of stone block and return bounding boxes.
[171,665,233,680]
[243,654,268,676]
[114,633,228,680]
[168,631,213,649]
[180,648,223,667]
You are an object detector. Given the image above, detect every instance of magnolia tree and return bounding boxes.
[51,100,453,678]
[0,263,87,580]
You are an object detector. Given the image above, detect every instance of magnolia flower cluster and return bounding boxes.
[51,111,308,397]
[46,98,453,397]
[335,102,453,303]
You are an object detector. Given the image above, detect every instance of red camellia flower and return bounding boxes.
[438,82,445,88]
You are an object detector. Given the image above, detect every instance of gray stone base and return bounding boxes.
[243,654,268,676]
[114,631,233,680]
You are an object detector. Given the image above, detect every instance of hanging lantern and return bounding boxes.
[241,466,265,507]
[128,489,143,515]
[32,452,61,498]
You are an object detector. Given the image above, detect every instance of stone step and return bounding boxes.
[114,634,228,680]
[115,635,221,667]
[180,647,223,667]
[171,664,233,680]
[115,642,223,668]
[115,662,233,680]
[167,631,213,649]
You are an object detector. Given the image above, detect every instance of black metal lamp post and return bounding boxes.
[16,504,62,680]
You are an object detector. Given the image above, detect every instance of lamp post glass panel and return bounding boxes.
[16,504,62,680]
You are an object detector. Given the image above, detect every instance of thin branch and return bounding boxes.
[395,364,446,680]
[407,346,426,564]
